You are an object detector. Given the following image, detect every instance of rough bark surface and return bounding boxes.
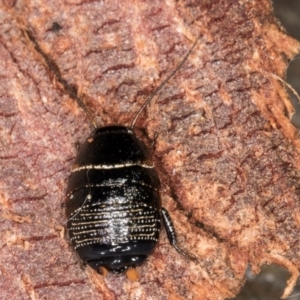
[0,0,299,299]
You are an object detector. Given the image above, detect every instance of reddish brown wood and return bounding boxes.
[0,0,299,299]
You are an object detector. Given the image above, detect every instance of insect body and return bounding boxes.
[66,126,161,274]
[66,36,200,279]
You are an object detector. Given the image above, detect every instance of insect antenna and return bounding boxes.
[130,35,201,129]
[22,29,98,130]
[70,91,98,129]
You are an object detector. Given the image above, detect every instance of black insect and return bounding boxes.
[66,36,200,280]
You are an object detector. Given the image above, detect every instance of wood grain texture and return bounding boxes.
[0,0,299,299]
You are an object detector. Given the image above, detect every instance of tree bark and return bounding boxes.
[0,0,299,299]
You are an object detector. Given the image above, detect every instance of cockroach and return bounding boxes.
[66,36,200,281]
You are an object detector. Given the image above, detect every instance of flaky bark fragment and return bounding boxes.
[0,0,299,299]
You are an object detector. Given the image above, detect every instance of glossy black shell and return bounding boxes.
[66,126,161,274]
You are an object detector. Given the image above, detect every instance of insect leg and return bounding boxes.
[161,208,198,263]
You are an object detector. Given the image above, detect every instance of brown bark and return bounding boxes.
[0,0,299,299]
